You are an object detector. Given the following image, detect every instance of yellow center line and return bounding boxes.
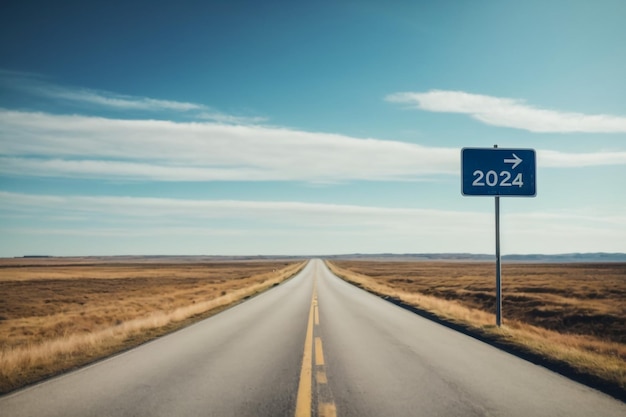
[295,280,317,417]
[315,337,325,366]
[314,304,320,325]
[316,370,328,384]
[295,272,337,417]
[319,402,337,417]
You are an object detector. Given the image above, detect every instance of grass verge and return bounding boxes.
[0,260,306,394]
[326,260,626,402]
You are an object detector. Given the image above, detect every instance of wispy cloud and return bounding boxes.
[386,90,626,133]
[0,190,491,232]
[1,110,625,182]
[2,191,624,254]
[41,87,205,111]
[539,150,626,167]
[0,69,265,123]
[0,70,203,112]
[0,109,456,181]
[196,111,268,125]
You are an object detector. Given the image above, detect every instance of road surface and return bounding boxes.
[1,259,624,416]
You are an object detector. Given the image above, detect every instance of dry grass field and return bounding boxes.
[0,258,305,394]
[327,260,626,395]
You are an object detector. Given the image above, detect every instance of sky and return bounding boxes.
[0,0,625,257]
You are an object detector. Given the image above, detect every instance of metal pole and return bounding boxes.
[494,144,502,327]
[495,195,502,327]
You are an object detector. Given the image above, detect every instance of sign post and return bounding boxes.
[461,146,536,326]
[495,181,501,327]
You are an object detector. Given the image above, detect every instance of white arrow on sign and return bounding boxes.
[504,153,522,169]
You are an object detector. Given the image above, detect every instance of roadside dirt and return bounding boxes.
[330,261,626,343]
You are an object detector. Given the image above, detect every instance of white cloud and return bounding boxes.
[0,70,267,122]
[539,150,626,167]
[0,191,459,219]
[3,191,623,232]
[43,88,204,111]
[0,109,456,181]
[196,111,268,125]
[0,70,203,112]
[2,191,624,255]
[0,157,270,181]
[1,226,251,238]
[0,191,492,235]
[1,109,625,182]
[386,90,626,133]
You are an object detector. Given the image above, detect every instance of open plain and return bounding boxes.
[2,259,625,417]
[0,257,305,393]
[327,260,626,396]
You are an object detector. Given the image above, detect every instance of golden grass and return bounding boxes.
[0,259,305,393]
[326,260,626,393]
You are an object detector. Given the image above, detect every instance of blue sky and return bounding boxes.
[1,0,625,256]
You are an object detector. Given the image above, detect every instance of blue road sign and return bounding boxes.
[462,148,536,196]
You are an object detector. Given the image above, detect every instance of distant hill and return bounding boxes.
[11,253,626,263]
[501,253,626,262]
[323,253,626,263]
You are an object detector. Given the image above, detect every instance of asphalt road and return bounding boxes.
[1,259,625,416]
